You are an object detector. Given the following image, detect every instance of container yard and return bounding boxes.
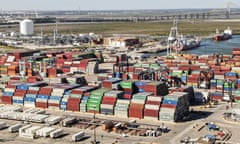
[0,46,239,144]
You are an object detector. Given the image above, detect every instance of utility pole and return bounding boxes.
[91,107,99,144]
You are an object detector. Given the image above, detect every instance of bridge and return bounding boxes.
[0,2,240,24]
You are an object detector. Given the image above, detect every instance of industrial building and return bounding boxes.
[103,37,140,48]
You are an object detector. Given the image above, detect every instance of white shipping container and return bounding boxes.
[29,87,40,91]
[48,99,61,104]
[24,103,36,108]
[73,61,80,64]
[232,67,240,71]
[64,61,72,65]
[72,131,85,142]
[19,125,32,133]
[25,126,42,134]
[100,104,114,109]
[19,132,35,139]
[30,114,49,123]
[62,117,76,127]
[4,88,15,92]
[147,96,162,102]
[105,90,123,97]
[144,116,158,120]
[8,123,22,133]
[4,63,11,66]
[131,99,145,104]
[51,92,63,96]
[116,99,130,104]
[44,116,62,125]
[70,67,79,73]
[36,98,48,103]
[50,129,64,138]
[0,121,7,129]
[36,127,56,137]
[52,88,65,94]
[145,104,160,110]
[13,96,24,100]
[160,108,176,113]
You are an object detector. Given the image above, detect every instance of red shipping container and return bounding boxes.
[67,107,79,111]
[190,65,200,70]
[122,74,128,80]
[27,90,38,95]
[62,67,70,73]
[1,96,12,104]
[132,73,139,80]
[129,106,144,119]
[123,88,134,93]
[5,85,17,89]
[67,98,81,111]
[48,103,60,107]
[220,66,231,71]
[135,68,144,73]
[144,109,159,117]
[146,100,161,105]
[102,97,117,102]
[36,102,48,108]
[39,91,51,96]
[101,100,115,105]
[234,97,240,100]
[161,104,177,109]
[128,67,135,73]
[71,89,83,95]
[129,103,144,118]
[102,81,113,89]
[210,96,222,100]
[15,89,27,93]
[123,93,132,99]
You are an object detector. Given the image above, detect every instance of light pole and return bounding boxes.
[91,107,99,144]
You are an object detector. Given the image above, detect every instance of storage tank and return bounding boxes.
[20,19,34,36]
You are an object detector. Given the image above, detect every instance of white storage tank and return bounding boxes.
[20,19,34,36]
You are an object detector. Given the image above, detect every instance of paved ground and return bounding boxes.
[0,102,239,144]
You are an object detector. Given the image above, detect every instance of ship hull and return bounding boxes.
[214,34,232,41]
[182,42,201,51]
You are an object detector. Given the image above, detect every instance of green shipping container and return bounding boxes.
[90,88,110,97]
[88,98,101,104]
[142,64,150,68]
[120,81,134,89]
[171,71,182,77]
[87,104,100,111]
[89,95,103,100]
[133,63,142,68]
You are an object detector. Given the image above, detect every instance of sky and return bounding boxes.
[0,0,239,10]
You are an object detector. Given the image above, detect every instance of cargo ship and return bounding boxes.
[213,27,232,41]
[168,20,201,53]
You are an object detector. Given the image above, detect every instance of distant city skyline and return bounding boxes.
[0,0,239,10]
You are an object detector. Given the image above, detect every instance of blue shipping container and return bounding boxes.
[24,97,36,102]
[138,88,145,92]
[50,96,62,100]
[25,94,37,98]
[135,81,147,86]
[17,85,29,90]
[3,92,14,96]
[37,94,49,99]
[162,99,178,105]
